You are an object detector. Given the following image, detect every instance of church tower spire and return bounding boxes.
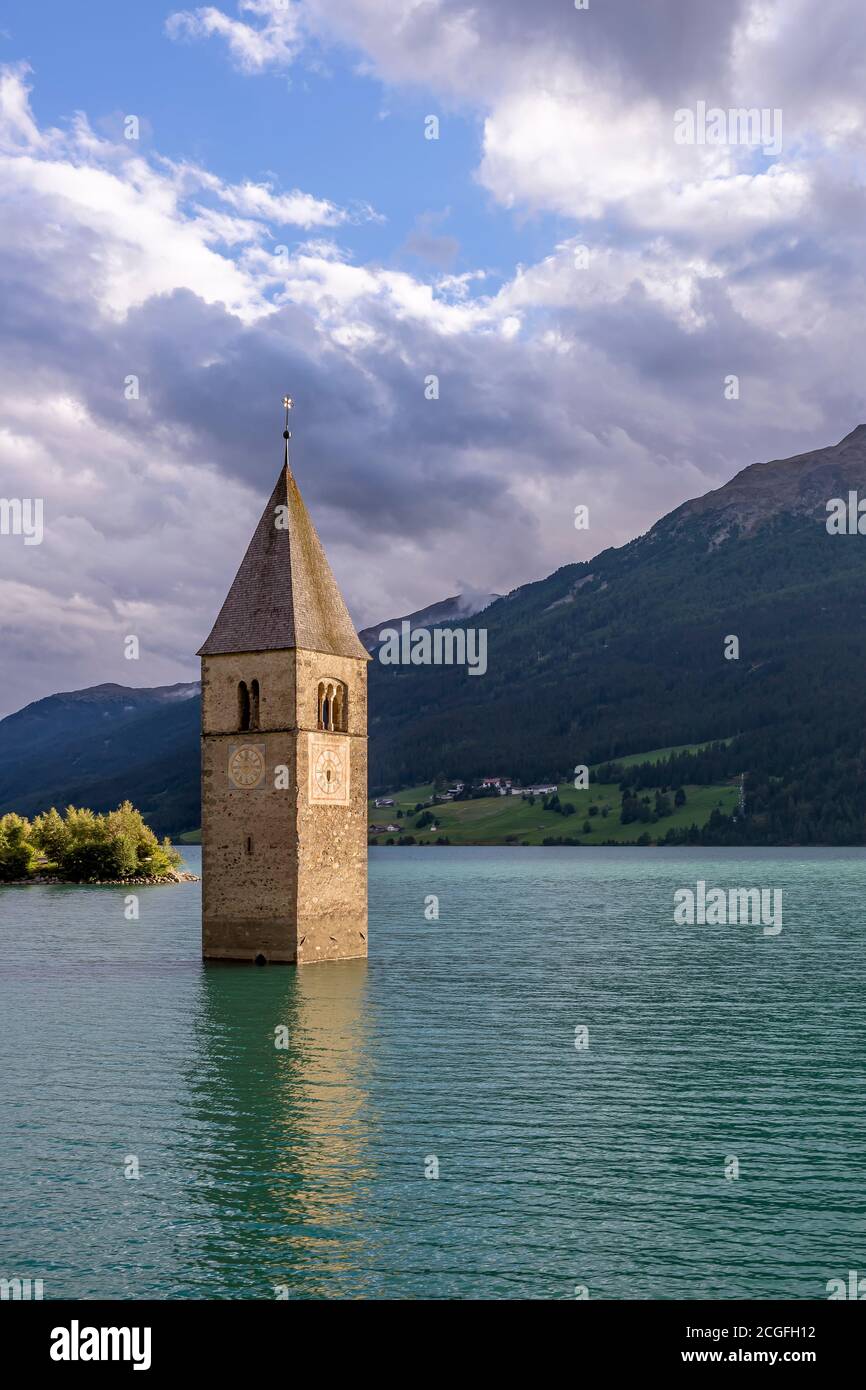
[198,398,370,965]
[198,402,368,662]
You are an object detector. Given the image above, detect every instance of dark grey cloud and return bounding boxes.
[429,0,751,97]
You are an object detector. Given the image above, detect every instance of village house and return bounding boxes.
[481,777,513,794]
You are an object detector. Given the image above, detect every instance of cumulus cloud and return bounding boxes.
[166,1,866,247]
[166,0,304,73]
[3,1,866,716]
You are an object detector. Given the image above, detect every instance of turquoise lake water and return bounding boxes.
[1,846,865,1300]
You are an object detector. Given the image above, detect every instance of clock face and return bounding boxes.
[314,748,344,796]
[308,733,350,804]
[228,743,266,789]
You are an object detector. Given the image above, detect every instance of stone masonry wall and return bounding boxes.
[201,649,369,964]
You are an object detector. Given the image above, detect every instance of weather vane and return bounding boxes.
[282,394,293,440]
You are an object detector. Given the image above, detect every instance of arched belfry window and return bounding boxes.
[238,681,251,732]
[317,679,347,732]
[250,679,260,730]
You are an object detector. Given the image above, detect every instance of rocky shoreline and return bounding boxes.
[2,871,200,886]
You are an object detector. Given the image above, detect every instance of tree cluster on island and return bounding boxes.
[0,802,185,883]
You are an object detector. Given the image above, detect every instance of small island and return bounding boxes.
[0,802,198,885]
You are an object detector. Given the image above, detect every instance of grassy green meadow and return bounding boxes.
[368,742,738,846]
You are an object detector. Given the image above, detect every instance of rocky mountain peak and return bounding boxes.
[660,425,866,545]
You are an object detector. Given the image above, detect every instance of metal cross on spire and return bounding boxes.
[282,394,293,440]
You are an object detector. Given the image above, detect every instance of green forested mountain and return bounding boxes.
[3,426,866,842]
[368,425,866,842]
[0,684,200,838]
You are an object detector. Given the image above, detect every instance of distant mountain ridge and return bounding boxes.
[0,682,201,837]
[358,591,498,652]
[659,422,866,542]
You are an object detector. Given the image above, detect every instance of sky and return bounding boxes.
[1,0,865,715]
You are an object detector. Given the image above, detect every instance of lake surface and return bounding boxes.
[1,847,865,1300]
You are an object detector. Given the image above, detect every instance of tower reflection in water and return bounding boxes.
[184,958,377,1298]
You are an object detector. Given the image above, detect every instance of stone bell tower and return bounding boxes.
[198,398,370,964]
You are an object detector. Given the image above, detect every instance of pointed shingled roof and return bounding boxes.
[198,458,369,661]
